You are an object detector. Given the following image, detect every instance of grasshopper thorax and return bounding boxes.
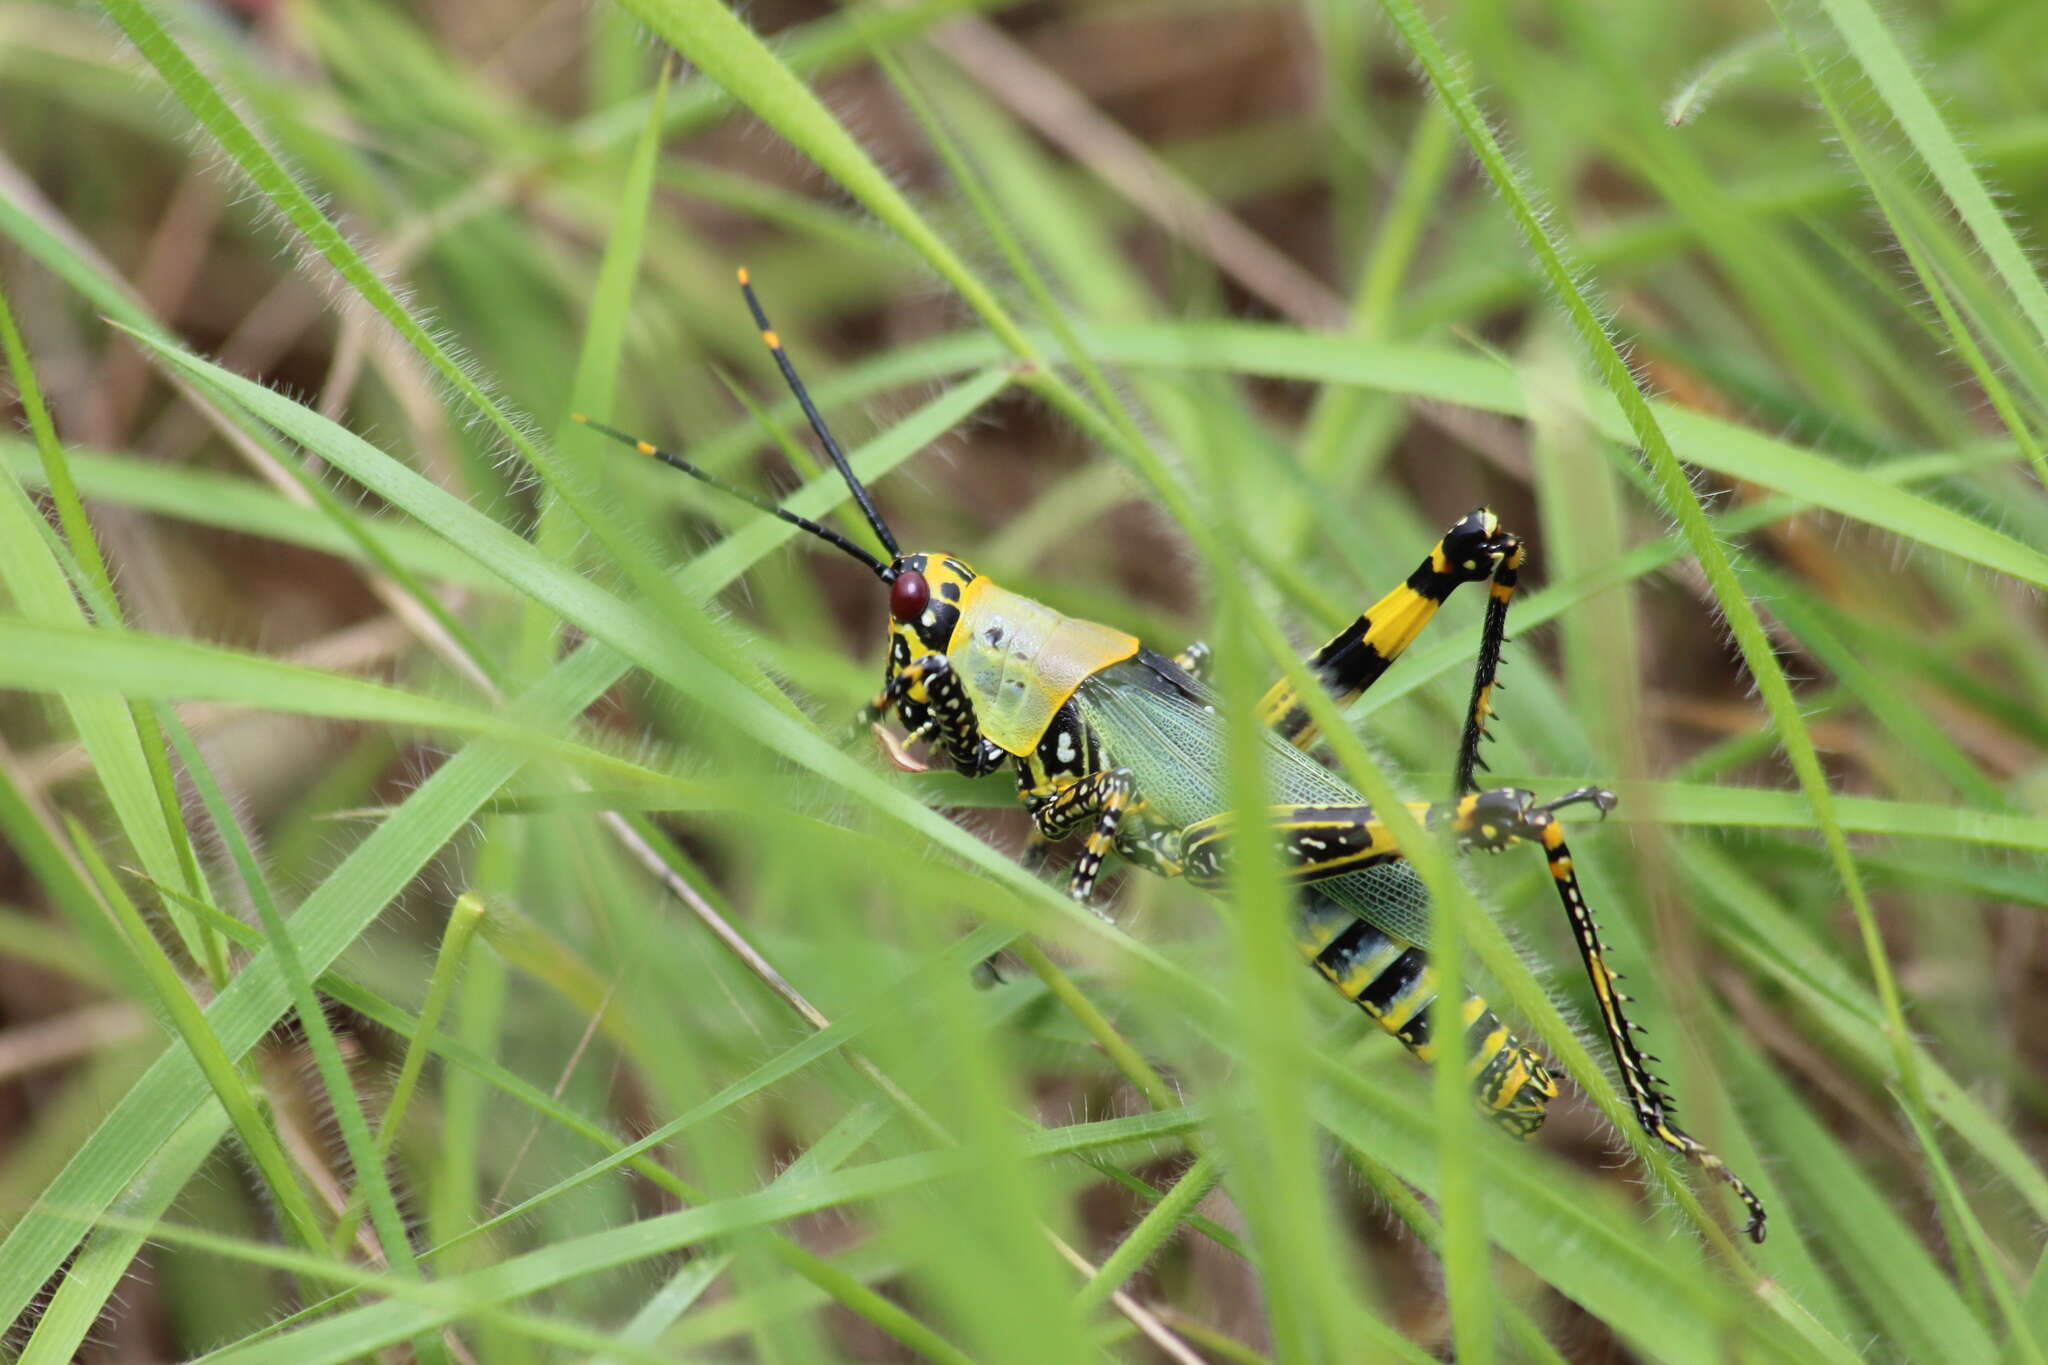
[881,558,1139,756]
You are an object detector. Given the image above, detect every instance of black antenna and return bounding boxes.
[572,415,890,578]
[736,266,900,558]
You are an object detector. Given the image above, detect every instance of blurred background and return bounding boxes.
[2,0,2047,1359]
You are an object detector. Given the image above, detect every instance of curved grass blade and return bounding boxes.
[160,716,441,1361]
[1369,0,1935,1290]
[0,440,499,590]
[0,617,515,737]
[99,0,540,468]
[1800,0,2048,356]
[1045,322,2048,590]
[16,1109,224,1365]
[0,278,214,973]
[1726,1037,1998,1362]
[612,0,1034,362]
[547,54,669,589]
[0,359,1015,1330]
[1682,843,2048,1225]
[547,319,2048,589]
[59,818,327,1258]
[181,1111,1206,1365]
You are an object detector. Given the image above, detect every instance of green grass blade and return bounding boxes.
[0,617,516,735]
[0,369,1017,1332]
[186,1112,1206,1364]
[1071,1151,1227,1313]
[552,57,670,581]
[100,0,540,464]
[1727,1037,1998,1361]
[612,0,1034,362]
[16,1109,225,1365]
[1047,322,2048,589]
[58,818,328,1257]
[1372,0,1951,1292]
[0,457,200,966]
[161,716,440,1361]
[0,440,501,590]
[1803,0,2048,354]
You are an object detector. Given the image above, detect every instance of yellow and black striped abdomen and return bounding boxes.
[1296,897,1555,1138]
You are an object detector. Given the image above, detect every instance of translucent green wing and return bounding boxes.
[1075,657,1436,947]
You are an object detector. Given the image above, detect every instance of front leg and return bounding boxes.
[853,654,1006,777]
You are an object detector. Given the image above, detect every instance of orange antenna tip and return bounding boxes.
[736,265,750,285]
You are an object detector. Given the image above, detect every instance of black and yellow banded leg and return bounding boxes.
[1172,641,1213,682]
[1178,802,1426,890]
[1453,789,1769,1242]
[1295,897,1556,1138]
[1256,509,1520,751]
[853,653,1007,777]
[1453,541,1522,797]
[1181,796,1461,892]
[1178,788,1615,892]
[1025,768,1140,909]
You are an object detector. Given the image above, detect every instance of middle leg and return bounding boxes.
[1023,767,1141,908]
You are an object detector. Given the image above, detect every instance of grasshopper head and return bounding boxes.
[582,274,994,711]
[883,551,979,676]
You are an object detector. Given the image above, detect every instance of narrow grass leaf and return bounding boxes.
[0,462,200,968]
[0,365,1011,1329]
[194,1116,1204,1365]
[16,1110,224,1365]
[612,0,1035,360]
[59,819,328,1257]
[1805,0,2048,352]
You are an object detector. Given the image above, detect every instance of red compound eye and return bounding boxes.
[889,569,930,623]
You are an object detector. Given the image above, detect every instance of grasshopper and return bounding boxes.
[575,269,1767,1242]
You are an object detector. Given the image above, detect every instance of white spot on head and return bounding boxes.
[1055,731,1076,764]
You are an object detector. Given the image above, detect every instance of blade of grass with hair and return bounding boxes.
[115,350,1822,1353]
[112,1108,1204,1365]
[1680,842,2048,1225]
[9,0,2042,1354]
[1369,0,2005,1336]
[0,355,1022,1329]
[14,1109,226,1365]
[1800,0,2048,358]
[0,283,211,970]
